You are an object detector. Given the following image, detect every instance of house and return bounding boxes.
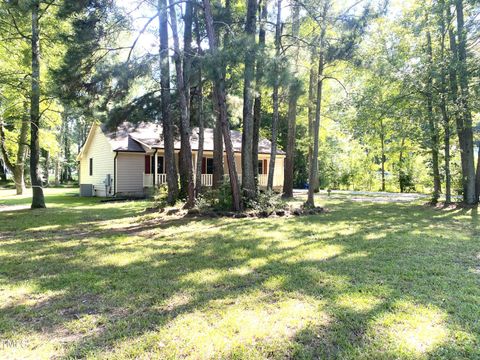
[76,122,286,197]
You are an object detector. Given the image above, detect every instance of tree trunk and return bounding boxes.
[307,50,317,192]
[159,0,179,205]
[438,0,451,204]
[398,136,405,193]
[306,36,325,207]
[267,0,282,191]
[475,146,480,201]
[212,89,224,187]
[212,0,231,189]
[1,106,29,194]
[241,0,257,201]
[252,0,267,190]
[13,167,25,195]
[169,0,195,208]
[43,149,50,187]
[202,0,241,211]
[30,0,46,208]
[454,0,475,204]
[380,120,386,192]
[0,158,6,182]
[283,3,300,198]
[63,117,72,183]
[426,28,441,202]
[447,5,466,200]
[194,9,204,197]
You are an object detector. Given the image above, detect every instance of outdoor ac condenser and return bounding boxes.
[80,184,94,197]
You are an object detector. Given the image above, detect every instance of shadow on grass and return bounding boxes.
[0,194,479,358]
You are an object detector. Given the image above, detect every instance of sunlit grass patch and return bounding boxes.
[336,293,383,313]
[372,301,449,356]
[1,188,480,359]
[139,295,327,359]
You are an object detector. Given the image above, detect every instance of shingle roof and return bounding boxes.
[102,122,285,155]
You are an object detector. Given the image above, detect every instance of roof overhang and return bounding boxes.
[76,122,100,161]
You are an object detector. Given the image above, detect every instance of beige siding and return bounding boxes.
[79,125,115,196]
[222,152,285,188]
[117,153,145,193]
[273,156,285,188]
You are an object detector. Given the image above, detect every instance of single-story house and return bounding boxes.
[76,122,285,197]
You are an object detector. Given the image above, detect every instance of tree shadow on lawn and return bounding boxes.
[0,195,149,234]
[0,200,479,358]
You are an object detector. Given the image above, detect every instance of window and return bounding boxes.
[150,156,165,174]
[258,159,268,175]
[202,157,214,174]
[158,156,164,174]
[89,158,93,176]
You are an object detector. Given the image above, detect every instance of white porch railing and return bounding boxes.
[144,173,211,187]
[157,173,167,185]
[143,173,168,187]
[257,173,283,188]
[200,174,213,187]
[258,174,268,187]
[145,172,282,188]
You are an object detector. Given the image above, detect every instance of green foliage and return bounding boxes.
[195,180,234,211]
[153,184,170,209]
[244,190,286,213]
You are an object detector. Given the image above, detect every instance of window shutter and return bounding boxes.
[263,159,268,175]
[202,157,206,174]
[145,156,151,174]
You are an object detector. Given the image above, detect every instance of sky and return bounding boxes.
[114,0,412,60]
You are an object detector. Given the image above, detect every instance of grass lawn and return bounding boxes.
[0,188,479,359]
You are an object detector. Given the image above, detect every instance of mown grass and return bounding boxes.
[0,188,479,359]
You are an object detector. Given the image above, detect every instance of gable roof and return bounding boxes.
[101,122,285,155]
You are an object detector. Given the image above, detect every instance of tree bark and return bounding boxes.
[42,149,50,187]
[438,0,451,204]
[194,9,204,197]
[0,106,29,194]
[454,0,476,204]
[283,3,300,198]
[0,158,6,182]
[212,90,224,188]
[267,0,282,191]
[159,0,179,205]
[252,0,267,190]
[446,5,467,199]
[241,0,257,201]
[169,0,195,208]
[202,0,242,211]
[426,27,441,202]
[380,119,386,192]
[306,41,325,207]
[398,136,405,193]
[307,50,317,192]
[212,0,231,188]
[30,0,46,208]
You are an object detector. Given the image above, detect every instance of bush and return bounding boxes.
[245,190,286,214]
[153,184,169,209]
[196,180,233,211]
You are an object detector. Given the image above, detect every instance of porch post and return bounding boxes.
[192,152,197,184]
[154,151,158,187]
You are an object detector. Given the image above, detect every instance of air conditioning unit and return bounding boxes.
[80,184,94,197]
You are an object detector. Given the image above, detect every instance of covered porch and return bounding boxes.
[142,151,214,188]
[143,173,213,187]
[142,150,283,189]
